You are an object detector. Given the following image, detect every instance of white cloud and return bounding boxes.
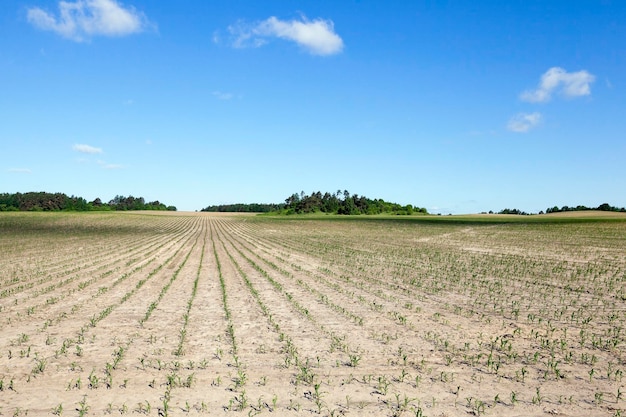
[97,160,123,169]
[507,112,542,133]
[27,0,151,42]
[73,143,103,154]
[521,67,595,103]
[212,31,221,45]
[7,168,32,174]
[227,16,344,56]
[212,91,234,100]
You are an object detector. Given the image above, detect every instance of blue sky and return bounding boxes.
[1,0,625,213]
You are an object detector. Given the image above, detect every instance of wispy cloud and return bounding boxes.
[97,160,124,169]
[73,143,103,154]
[212,91,234,100]
[507,112,542,133]
[226,16,344,56]
[27,0,152,42]
[7,168,32,174]
[521,67,595,103]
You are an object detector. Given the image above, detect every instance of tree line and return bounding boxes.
[0,192,176,212]
[282,190,427,215]
[201,203,283,213]
[544,203,625,214]
[202,190,428,215]
[492,203,626,216]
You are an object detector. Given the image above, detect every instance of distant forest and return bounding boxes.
[0,192,177,212]
[494,203,626,216]
[3,191,623,215]
[202,190,428,215]
[201,203,283,213]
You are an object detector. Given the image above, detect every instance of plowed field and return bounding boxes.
[1,212,625,416]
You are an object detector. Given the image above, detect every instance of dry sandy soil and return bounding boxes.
[0,211,624,416]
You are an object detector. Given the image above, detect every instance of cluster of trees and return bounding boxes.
[488,203,626,216]
[545,203,626,214]
[106,195,176,211]
[282,190,427,215]
[1,192,89,212]
[200,190,427,215]
[201,203,283,213]
[497,208,531,215]
[0,192,176,212]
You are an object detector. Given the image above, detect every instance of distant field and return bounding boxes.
[1,211,625,416]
